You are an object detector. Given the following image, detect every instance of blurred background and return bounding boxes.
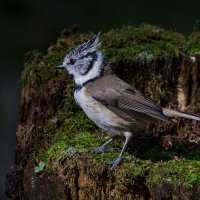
[0,0,200,199]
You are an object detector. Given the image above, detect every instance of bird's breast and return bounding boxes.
[74,88,131,136]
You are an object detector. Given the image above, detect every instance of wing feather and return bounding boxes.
[87,75,171,122]
[89,75,171,123]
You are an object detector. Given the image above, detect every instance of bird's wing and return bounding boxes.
[88,75,172,123]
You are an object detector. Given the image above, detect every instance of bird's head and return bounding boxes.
[58,33,104,86]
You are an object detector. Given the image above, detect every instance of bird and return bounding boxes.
[57,33,200,170]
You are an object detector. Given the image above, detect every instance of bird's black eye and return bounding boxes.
[69,58,77,65]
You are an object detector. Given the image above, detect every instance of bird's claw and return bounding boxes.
[105,157,122,171]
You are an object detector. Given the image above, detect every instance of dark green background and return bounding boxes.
[0,0,199,199]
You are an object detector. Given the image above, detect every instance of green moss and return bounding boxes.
[188,31,200,54]
[74,132,103,153]
[21,47,68,86]
[147,159,200,188]
[94,152,121,163]
[112,156,200,189]
[36,111,104,166]
[115,157,152,185]
[101,24,185,62]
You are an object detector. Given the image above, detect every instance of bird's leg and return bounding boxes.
[89,138,113,154]
[107,132,132,170]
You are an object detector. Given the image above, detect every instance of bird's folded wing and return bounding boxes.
[91,87,172,123]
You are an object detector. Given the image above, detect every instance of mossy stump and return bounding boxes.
[6,25,200,200]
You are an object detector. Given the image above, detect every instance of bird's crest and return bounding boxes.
[68,32,101,58]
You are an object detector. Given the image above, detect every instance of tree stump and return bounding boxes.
[6,25,200,200]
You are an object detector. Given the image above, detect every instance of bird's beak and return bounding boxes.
[55,64,65,69]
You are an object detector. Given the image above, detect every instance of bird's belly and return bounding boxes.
[74,89,130,136]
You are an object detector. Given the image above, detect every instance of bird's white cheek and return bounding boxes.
[66,66,75,75]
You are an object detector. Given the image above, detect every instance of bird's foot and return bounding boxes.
[89,145,107,154]
[88,139,113,154]
[105,156,122,171]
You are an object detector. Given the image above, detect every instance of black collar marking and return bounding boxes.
[74,71,103,91]
[74,60,109,91]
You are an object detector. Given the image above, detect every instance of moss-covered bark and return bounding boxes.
[6,24,200,200]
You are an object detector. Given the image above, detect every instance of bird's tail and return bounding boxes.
[163,108,200,121]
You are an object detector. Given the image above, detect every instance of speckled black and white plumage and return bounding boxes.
[62,33,104,87]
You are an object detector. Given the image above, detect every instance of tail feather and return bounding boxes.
[163,108,200,121]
